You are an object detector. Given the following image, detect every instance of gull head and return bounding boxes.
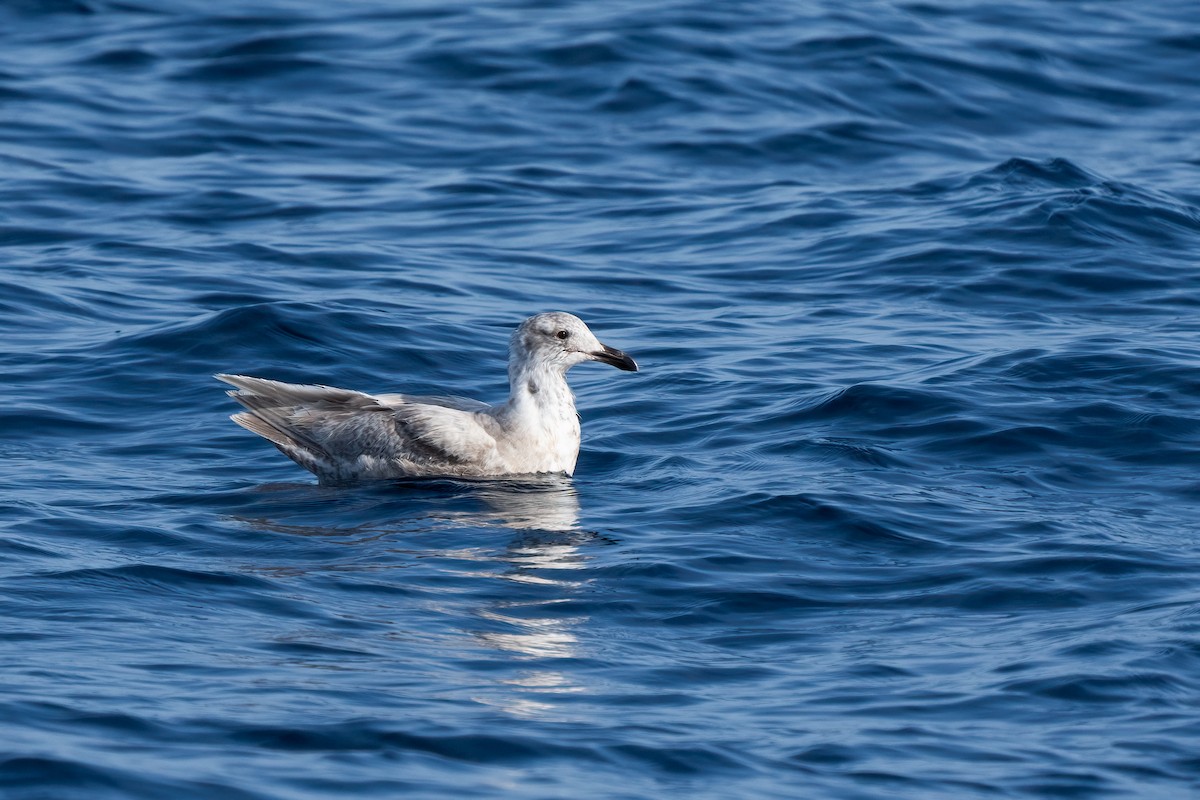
[511,312,638,375]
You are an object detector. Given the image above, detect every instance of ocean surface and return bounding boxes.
[2,1,1199,798]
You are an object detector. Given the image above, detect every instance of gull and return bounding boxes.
[217,312,638,483]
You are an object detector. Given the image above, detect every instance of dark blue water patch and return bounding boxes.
[0,756,266,800]
[75,45,159,68]
[26,562,275,593]
[1001,670,1195,705]
[805,383,969,424]
[0,224,91,246]
[3,1,1200,798]
[1,0,98,16]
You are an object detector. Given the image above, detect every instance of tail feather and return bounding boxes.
[216,373,382,470]
[215,373,366,406]
[228,408,331,463]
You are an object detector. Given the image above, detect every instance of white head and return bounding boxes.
[509,312,638,378]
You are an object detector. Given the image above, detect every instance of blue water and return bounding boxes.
[3,1,1200,798]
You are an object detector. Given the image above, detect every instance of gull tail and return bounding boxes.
[216,373,359,476]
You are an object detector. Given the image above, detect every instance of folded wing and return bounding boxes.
[216,374,501,481]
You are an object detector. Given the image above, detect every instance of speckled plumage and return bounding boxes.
[217,312,637,483]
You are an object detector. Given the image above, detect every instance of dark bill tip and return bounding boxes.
[593,343,639,372]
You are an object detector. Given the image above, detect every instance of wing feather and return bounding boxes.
[216,374,501,479]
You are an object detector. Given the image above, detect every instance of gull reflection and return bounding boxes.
[456,479,605,720]
[469,531,599,720]
[225,477,607,720]
[441,475,581,533]
[224,474,581,537]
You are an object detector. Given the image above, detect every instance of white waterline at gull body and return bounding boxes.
[217,312,638,483]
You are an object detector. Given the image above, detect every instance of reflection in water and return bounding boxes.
[475,610,583,659]
[482,670,589,719]
[445,475,581,533]
[438,480,599,720]
[226,475,582,537]
[469,494,600,720]
[229,477,605,720]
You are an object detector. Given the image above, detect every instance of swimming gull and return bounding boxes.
[216,312,638,483]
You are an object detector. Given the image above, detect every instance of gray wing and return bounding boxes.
[217,374,501,480]
[374,392,492,413]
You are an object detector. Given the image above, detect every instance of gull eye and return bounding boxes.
[556,330,570,340]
